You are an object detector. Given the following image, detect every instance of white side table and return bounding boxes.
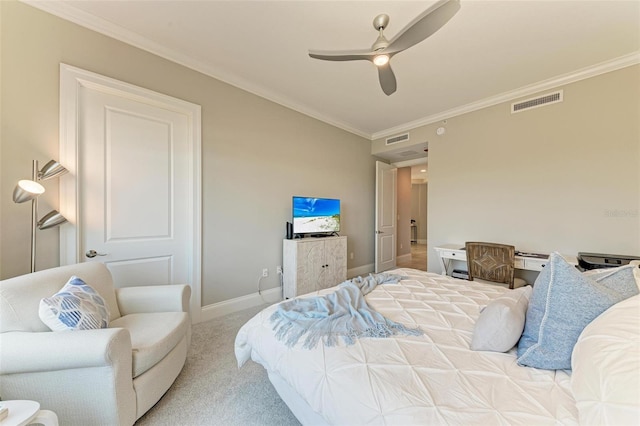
[0,400,58,426]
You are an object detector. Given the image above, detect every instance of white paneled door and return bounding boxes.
[375,161,397,272]
[59,64,202,322]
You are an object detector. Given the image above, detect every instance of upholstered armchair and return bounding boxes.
[0,262,191,425]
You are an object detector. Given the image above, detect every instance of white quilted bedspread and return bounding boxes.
[235,268,578,425]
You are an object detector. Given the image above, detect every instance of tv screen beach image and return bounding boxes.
[293,197,340,234]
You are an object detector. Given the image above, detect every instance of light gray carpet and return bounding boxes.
[135,305,301,426]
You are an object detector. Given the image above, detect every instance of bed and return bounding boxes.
[235,267,639,425]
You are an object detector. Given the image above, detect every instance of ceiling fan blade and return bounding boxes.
[378,63,397,96]
[308,49,375,62]
[386,0,461,54]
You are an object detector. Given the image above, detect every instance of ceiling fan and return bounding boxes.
[308,0,461,96]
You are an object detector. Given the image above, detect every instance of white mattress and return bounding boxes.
[235,268,578,425]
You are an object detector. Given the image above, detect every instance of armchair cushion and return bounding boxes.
[116,284,191,315]
[39,276,110,331]
[110,311,190,377]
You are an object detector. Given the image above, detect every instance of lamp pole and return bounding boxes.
[31,160,39,273]
[13,159,68,273]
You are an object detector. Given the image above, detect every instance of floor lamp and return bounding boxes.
[12,159,69,273]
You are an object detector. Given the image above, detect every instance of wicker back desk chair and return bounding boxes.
[465,242,527,289]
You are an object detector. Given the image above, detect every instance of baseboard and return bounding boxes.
[199,287,282,323]
[199,263,376,323]
[348,263,374,278]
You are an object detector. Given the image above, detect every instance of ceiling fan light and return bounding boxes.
[373,54,389,67]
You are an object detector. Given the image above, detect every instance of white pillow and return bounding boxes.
[39,276,110,331]
[571,294,640,425]
[471,286,532,352]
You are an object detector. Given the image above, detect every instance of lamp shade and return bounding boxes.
[39,160,68,180]
[12,180,45,203]
[37,210,67,230]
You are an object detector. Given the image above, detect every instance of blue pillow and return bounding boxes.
[39,276,110,331]
[517,253,638,370]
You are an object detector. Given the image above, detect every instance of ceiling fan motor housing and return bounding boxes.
[372,14,390,51]
[373,14,389,31]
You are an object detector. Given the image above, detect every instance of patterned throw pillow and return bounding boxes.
[39,276,110,331]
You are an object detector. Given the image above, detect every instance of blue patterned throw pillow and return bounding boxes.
[517,253,639,370]
[39,276,110,331]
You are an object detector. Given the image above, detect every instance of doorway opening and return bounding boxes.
[396,161,427,271]
[373,140,427,272]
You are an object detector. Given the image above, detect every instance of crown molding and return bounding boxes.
[371,51,640,140]
[22,0,371,140]
[22,1,640,142]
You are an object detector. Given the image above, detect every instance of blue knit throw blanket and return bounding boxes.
[270,273,423,349]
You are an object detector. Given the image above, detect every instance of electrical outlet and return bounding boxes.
[262,268,268,277]
[350,252,354,260]
[276,266,282,274]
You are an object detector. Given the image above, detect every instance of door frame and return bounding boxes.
[58,63,202,322]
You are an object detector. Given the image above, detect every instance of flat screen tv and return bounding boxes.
[292,196,340,236]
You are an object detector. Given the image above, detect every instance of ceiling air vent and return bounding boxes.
[386,133,409,145]
[511,90,563,114]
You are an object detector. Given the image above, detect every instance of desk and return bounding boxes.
[434,244,577,276]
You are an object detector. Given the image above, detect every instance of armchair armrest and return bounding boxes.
[0,328,131,375]
[116,284,191,315]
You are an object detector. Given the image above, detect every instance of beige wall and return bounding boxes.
[421,65,639,271]
[0,1,377,304]
[0,0,3,278]
[373,65,640,271]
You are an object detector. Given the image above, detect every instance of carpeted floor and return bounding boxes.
[135,305,301,426]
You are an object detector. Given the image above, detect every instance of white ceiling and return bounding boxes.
[26,0,640,139]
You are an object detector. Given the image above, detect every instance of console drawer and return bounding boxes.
[523,258,549,271]
[514,258,526,269]
[439,249,466,261]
